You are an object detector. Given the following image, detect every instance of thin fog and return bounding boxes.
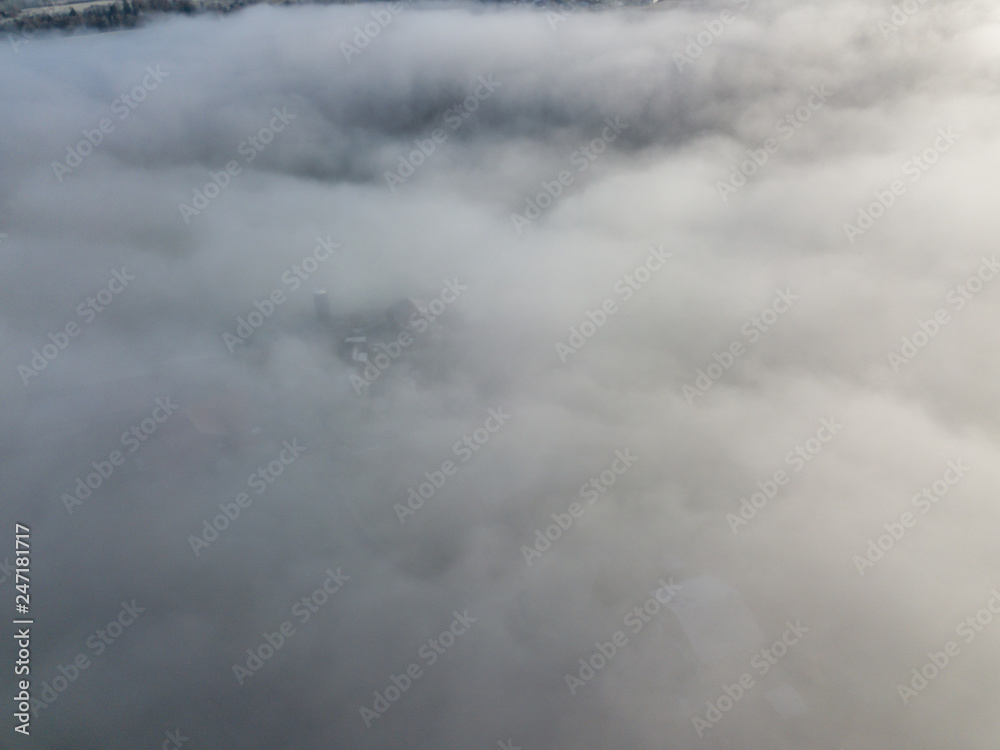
[2,0,1000,748]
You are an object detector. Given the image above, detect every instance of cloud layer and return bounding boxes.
[3,1,1000,748]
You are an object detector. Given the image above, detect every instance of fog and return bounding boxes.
[3,0,1000,747]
